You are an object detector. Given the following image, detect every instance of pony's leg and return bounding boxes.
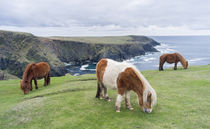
[96,81,103,99]
[159,60,164,71]
[30,79,33,91]
[47,73,50,85]
[34,78,38,89]
[95,81,101,98]
[103,84,110,101]
[138,95,144,111]
[174,62,177,70]
[125,91,133,110]
[44,76,47,86]
[115,94,123,112]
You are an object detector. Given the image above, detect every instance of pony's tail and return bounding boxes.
[96,81,101,98]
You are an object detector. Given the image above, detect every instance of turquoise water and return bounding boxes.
[67,36,210,75]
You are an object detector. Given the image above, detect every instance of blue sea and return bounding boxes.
[66,36,210,75]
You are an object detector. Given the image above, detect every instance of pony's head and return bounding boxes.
[176,53,188,69]
[140,88,157,113]
[133,67,157,113]
[20,80,30,94]
[184,61,188,69]
[20,63,35,94]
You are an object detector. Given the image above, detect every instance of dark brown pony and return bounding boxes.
[159,52,188,71]
[20,62,50,94]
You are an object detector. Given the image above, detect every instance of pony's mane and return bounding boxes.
[176,52,187,68]
[22,63,35,81]
[131,66,157,107]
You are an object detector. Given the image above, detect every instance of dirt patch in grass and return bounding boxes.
[13,97,45,111]
[25,88,90,99]
[1,97,45,127]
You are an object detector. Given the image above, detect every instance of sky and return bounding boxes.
[0,0,210,36]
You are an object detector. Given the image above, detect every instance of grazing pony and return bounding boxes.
[20,62,50,94]
[96,58,157,113]
[159,52,188,71]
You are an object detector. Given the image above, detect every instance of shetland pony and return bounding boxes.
[20,62,50,94]
[96,58,157,113]
[159,52,188,71]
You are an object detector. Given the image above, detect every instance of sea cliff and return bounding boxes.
[0,30,160,79]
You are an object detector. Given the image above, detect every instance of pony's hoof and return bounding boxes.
[105,97,111,102]
[116,106,120,112]
[107,99,111,102]
[126,106,134,110]
[116,110,120,112]
[35,87,38,89]
[128,107,134,111]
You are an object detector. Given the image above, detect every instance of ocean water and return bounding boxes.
[66,36,210,75]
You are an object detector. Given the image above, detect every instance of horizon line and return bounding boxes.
[1,29,210,37]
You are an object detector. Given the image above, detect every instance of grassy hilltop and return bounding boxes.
[49,35,156,44]
[0,65,209,129]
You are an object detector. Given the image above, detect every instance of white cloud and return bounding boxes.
[2,24,210,36]
[0,0,210,36]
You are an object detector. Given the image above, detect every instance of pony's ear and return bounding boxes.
[147,91,152,99]
[147,91,152,102]
[148,91,152,97]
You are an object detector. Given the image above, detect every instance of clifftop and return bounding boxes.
[0,30,160,79]
[49,35,157,45]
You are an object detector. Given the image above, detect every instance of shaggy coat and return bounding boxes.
[20,62,50,94]
[96,58,157,113]
[159,52,188,71]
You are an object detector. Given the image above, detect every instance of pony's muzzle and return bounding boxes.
[24,90,29,95]
[144,108,152,113]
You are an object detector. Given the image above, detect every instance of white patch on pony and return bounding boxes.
[125,91,130,100]
[102,59,132,89]
[115,94,123,107]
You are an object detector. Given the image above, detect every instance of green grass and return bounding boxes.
[0,65,210,129]
[48,35,152,44]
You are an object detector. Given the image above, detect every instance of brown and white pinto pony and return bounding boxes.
[159,52,188,71]
[20,62,50,94]
[96,58,157,113]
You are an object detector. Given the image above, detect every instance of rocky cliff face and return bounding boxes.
[51,40,159,64]
[0,30,160,79]
[0,30,67,78]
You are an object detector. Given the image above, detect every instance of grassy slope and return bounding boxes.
[0,70,19,80]
[0,65,209,129]
[48,35,152,44]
